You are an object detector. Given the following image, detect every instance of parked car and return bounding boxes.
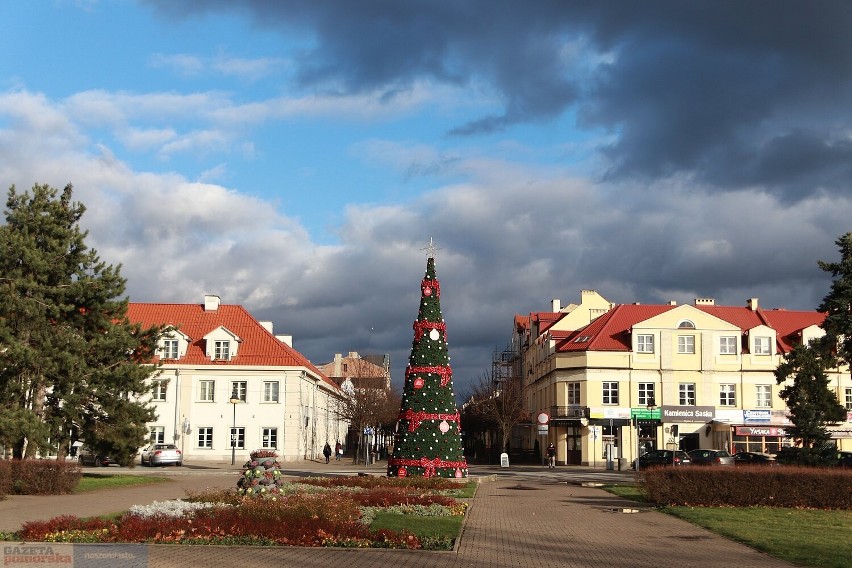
[687,449,735,466]
[837,451,852,468]
[141,443,183,466]
[77,447,114,467]
[732,451,777,466]
[633,449,692,469]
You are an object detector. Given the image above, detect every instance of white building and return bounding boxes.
[128,295,347,463]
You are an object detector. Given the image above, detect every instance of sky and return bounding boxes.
[3,1,852,396]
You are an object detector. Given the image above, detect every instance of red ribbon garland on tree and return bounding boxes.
[389,457,467,477]
[406,365,452,386]
[399,409,461,432]
[420,278,441,297]
[412,320,447,341]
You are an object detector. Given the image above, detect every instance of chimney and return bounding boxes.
[260,321,273,333]
[551,299,561,312]
[668,300,677,306]
[747,297,759,311]
[275,334,292,347]
[203,294,220,311]
[694,298,715,306]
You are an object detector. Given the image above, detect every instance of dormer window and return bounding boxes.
[754,336,773,355]
[214,340,231,360]
[157,330,190,360]
[161,339,179,360]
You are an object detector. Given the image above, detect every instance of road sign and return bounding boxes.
[537,412,549,425]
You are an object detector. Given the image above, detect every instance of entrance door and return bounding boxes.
[565,426,582,465]
[680,432,699,452]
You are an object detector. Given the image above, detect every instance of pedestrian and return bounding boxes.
[323,442,332,464]
[547,443,556,468]
[335,441,342,460]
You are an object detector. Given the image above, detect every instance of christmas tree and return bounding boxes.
[387,243,468,478]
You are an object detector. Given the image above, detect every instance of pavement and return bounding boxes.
[0,459,793,568]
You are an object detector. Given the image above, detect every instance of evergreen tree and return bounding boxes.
[0,184,163,464]
[818,232,852,370]
[387,247,467,478]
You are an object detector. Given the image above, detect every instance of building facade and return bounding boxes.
[128,295,348,463]
[514,291,852,466]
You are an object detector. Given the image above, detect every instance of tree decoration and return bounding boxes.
[388,243,468,478]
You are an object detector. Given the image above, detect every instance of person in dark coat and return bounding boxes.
[323,442,332,464]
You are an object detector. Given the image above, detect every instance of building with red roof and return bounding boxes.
[127,294,347,463]
[511,292,851,467]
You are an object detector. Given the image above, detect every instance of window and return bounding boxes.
[754,336,772,355]
[567,382,580,405]
[261,427,278,449]
[677,335,695,354]
[199,380,215,402]
[148,426,165,444]
[602,382,619,405]
[637,334,654,353]
[574,335,591,343]
[844,387,852,410]
[263,381,280,403]
[679,383,696,405]
[198,427,213,448]
[756,385,772,407]
[639,383,655,406]
[231,381,247,402]
[151,380,167,401]
[720,336,737,355]
[160,339,179,359]
[229,427,245,450]
[678,320,695,329]
[214,340,231,360]
[720,384,736,406]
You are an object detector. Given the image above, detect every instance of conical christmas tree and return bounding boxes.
[387,245,468,478]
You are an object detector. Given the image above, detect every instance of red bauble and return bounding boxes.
[398,467,407,477]
[413,377,425,389]
[423,286,432,297]
[455,468,463,478]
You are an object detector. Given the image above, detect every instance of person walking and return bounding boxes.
[547,443,556,468]
[334,441,342,460]
[323,442,332,464]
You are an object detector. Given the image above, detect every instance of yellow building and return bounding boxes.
[514,292,852,467]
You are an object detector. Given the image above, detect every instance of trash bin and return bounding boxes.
[617,458,627,471]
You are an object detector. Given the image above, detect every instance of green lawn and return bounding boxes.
[604,484,852,568]
[75,474,171,493]
[369,511,463,549]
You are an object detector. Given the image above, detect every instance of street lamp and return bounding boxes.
[229,389,241,465]
[636,398,656,472]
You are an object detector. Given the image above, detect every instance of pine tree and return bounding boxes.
[0,183,164,463]
[387,246,467,478]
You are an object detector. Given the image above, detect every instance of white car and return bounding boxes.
[140,443,183,466]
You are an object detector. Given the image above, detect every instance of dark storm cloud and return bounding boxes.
[145,0,852,200]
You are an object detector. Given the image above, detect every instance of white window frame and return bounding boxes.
[720,336,737,355]
[151,380,167,402]
[567,382,580,405]
[602,382,619,405]
[231,381,247,402]
[679,383,696,406]
[198,427,213,449]
[754,336,772,355]
[199,380,215,402]
[719,384,736,406]
[756,385,772,407]
[637,334,654,354]
[846,387,852,410]
[160,339,179,360]
[678,335,695,354]
[638,383,655,406]
[263,381,280,403]
[262,427,278,449]
[214,340,231,360]
[229,427,245,450]
[148,426,165,444]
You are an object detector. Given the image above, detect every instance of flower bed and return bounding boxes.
[15,475,470,549]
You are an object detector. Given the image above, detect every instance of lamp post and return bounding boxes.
[229,389,240,466]
[636,398,656,472]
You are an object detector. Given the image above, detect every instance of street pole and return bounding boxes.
[229,390,240,466]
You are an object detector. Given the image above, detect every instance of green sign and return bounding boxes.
[631,408,661,420]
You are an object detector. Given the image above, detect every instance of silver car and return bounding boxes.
[141,443,183,466]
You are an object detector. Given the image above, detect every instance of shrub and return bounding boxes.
[0,459,82,496]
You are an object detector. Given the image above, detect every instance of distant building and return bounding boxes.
[128,295,347,462]
[513,291,852,466]
[317,352,392,392]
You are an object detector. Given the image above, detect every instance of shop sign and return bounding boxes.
[589,407,631,420]
[829,429,852,439]
[631,407,662,420]
[735,426,787,436]
[661,406,715,422]
[743,410,772,423]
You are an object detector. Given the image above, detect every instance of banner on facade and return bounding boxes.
[661,406,715,422]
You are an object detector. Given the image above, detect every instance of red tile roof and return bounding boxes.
[127,302,336,390]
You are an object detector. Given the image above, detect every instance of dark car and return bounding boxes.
[633,449,692,469]
[732,451,777,466]
[688,449,735,466]
[77,447,114,467]
[837,451,852,468]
